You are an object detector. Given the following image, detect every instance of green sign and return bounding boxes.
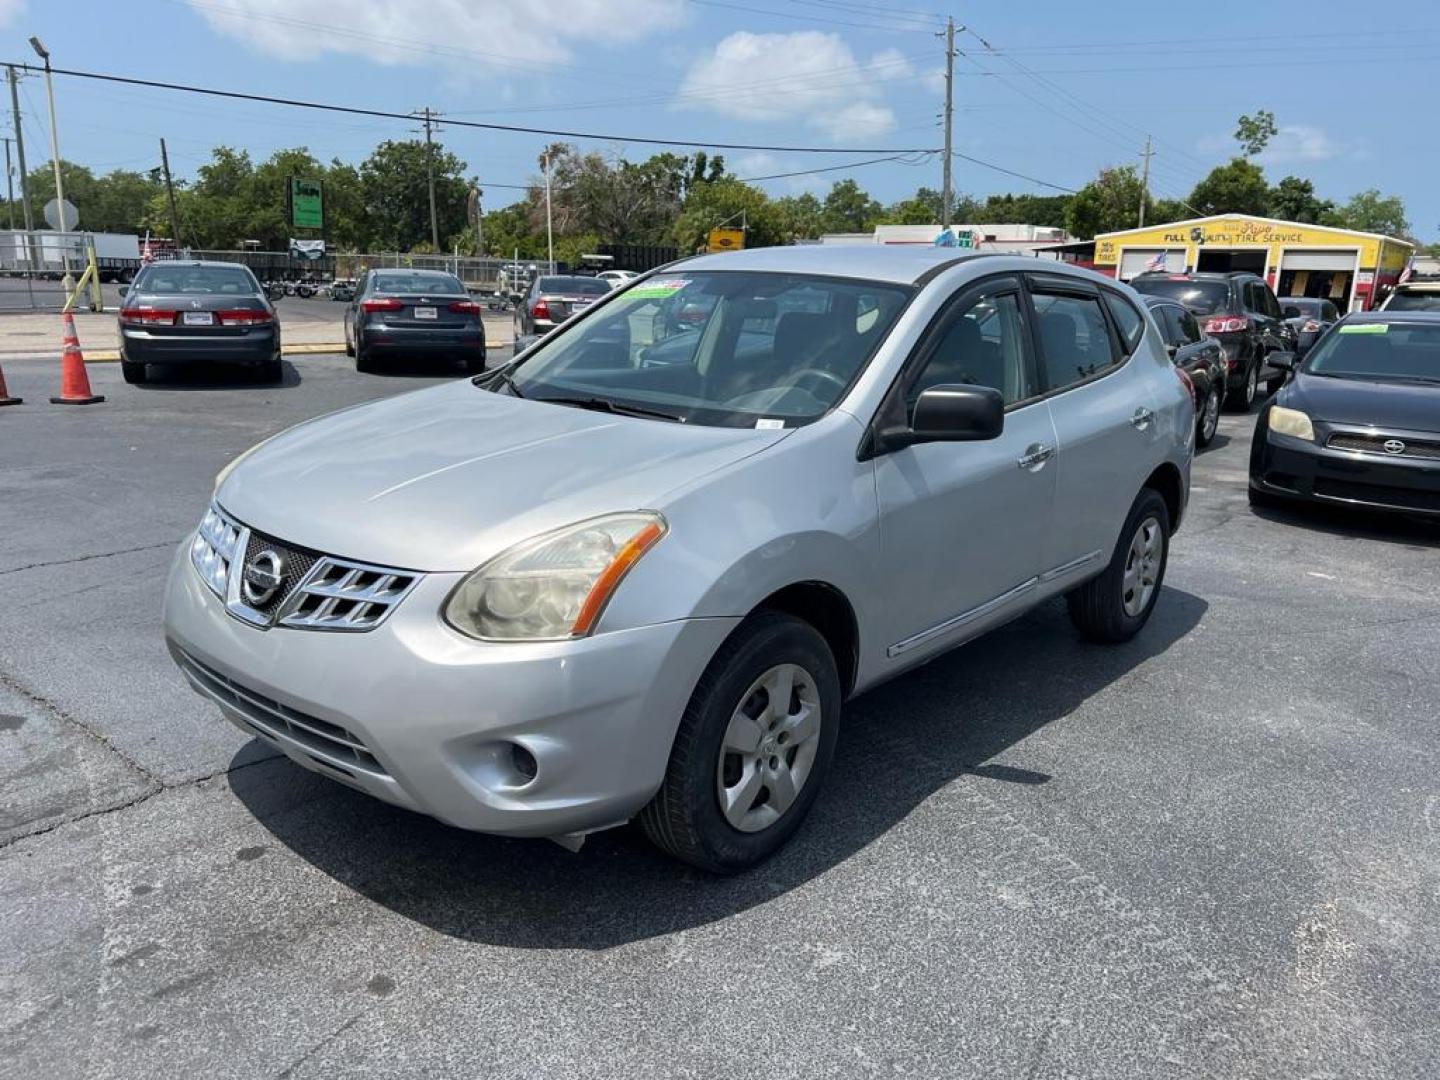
[289,177,324,230]
[955,230,973,249]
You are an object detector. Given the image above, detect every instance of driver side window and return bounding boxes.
[908,290,1031,408]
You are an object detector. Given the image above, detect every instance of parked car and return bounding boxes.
[164,248,1192,872]
[1280,296,1340,356]
[1131,271,1296,408]
[329,278,356,303]
[1142,295,1226,448]
[343,268,486,374]
[514,275,613,337]
[1250,311,1440,517]
[597,269,639,289]
[1380,281,1440,313]
[117,260,281,385]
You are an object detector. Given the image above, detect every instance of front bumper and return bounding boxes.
[162,544,739,838]
[122,326,279,365]
[1250,425,1440,516]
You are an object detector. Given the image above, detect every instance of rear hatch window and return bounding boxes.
[1130,278,1230,315]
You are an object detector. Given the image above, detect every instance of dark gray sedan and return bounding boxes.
[514,275,613,337]
[344,269,487,374]
[1280,296,1340,357]
[118,261,281,385]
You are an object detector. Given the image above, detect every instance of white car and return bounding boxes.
[597,269,639,289]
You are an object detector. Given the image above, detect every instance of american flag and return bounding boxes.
[1145,251,1167,273]
[1398,255,1416,284]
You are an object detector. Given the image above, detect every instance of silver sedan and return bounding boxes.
[164,246,1192,872]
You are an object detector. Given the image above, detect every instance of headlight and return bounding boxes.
[1268,405,1315,442]
[443,513,667,641]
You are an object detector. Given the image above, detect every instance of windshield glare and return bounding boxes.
[506,271,913,427]
[1131,278,1230,315]
[1304,323,1440,381]
[1384,291,1440,312]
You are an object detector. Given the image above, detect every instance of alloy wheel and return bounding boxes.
[1201,389,1220,441]
[1244,364,1258,406]
[1121,516,1163,617]
[715,663,822,833]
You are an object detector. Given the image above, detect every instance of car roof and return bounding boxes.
[1344,309,1440,324]
[1394,281,1440,291]
[143,260,253,270]
[372,268,458,277]
[663,245,1045,286]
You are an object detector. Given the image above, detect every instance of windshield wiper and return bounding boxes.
[536,396,683,422]
[478,367,524,398]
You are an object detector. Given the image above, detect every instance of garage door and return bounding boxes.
[1280,249,1356,272]
[1119,248,1185,279]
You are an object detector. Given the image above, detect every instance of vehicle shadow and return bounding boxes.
[1198,431,1233,454]
[1249,499,1440,549]
[135,361,300,390]
[228,588,1207,950]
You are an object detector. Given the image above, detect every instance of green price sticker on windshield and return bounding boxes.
[1338,323,1388,334]
[629,278,690,299]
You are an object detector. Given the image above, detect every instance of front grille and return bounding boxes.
[175,648,388,776]
[240,531,317,615]
[1327,433,1440,461]
[276,558,419,631]
[1313,477,1440,512]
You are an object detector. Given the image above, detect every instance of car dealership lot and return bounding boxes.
[2,356,1438,1079]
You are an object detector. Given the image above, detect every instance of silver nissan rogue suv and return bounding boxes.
[164,246,1193,872]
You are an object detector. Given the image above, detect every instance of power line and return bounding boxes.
[9,62,939,155]
[950,151,1076,194]
[737,152,933,182]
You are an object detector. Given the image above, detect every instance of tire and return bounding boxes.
[463,354,488,375]
[1225,357,1258,412]
[1067,488,1170,644]
[121,360,147,385]
[1195,387,1221,448]
[638,611,841,873]
[356,345,378,374]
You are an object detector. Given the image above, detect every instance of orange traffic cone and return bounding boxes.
[0,359,20,406]
[50,311,104,406]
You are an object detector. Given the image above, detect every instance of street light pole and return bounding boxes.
[543,150,554,273]
[30,37,73,295]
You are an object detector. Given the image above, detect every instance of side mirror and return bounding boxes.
[1165,342,1178,359]
[1268,351,1297,371]
[117,284,128,297]
[911,384,1005,443]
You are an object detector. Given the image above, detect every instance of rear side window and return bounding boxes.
[1104,292,1145,353]
[1032,292,1121,391]
[1177,308,1202,343]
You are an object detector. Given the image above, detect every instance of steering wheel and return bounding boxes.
[784,367,848,396]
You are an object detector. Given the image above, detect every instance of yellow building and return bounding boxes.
[1092,214,1413,312]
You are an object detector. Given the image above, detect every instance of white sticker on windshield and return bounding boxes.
[628,278,691,299]
[755,418,786,430]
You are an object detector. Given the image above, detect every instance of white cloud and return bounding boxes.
[0,0,22,28]
[1258,125,1343,164]
[675,31,907,141]
[186,0,685,69]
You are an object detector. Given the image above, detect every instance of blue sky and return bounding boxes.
[3,0,1437,239]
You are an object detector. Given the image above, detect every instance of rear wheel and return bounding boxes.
[1225,358,1258,412]
[121,360,147,385]
[1067,488,1170,644]
[463,354,488,375]
[638,612,840,873]
[355,345,378,374]
[1195,386,1221,448]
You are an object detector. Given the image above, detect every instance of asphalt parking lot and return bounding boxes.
[2,356,1438,1079]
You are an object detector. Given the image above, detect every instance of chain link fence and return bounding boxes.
[0,231,89,312]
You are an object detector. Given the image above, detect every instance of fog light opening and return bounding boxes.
[510,742,539,784]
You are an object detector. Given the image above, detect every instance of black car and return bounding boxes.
[1131,271,1296,409]
[344,269,486,374]
[1249,311,1440,518]
[1280,296,1341,357]
[117,260,281,385]
[1142,295,1227,448]
[514,275,613,337]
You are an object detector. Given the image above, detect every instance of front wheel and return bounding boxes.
[1067,488,1170,644]
[638,612,840,873]
[1195,386,1221,448]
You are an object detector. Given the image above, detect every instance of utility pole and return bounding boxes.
[7,67,33,232]
[159,137,182,247]
[940,16,956,231]
[543,150,554,272]
[1138,134,1153,228]
[3,138,14,230]
[420,107,440,251]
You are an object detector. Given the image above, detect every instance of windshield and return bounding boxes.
[1384,290,1440,312]
[136,265,257,295]
[1303,322,1440,382]
[538,276,611,296]
[373,273,465,294]
[502,270,913,427]
[1130,278,1230,315]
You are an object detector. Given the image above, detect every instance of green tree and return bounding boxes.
[1187,157,1270,217]
[974,192,1070,226]
[820,178,882,233]
[1266,175,1333,224]
[360,139,470,251]
[773,192,825,240]
[672,178,783,251]
[1064,165,1149,240]
[1325,188,1409,237]
[1235,110,1278,156]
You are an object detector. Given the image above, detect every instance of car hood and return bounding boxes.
[1285,371,1440,431]
[218,379,790,571]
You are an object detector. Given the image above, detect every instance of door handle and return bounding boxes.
[1016,443,1055,470]
[1130,407,1155,430]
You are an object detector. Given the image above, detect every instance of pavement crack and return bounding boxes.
[274,1011,365,1079]
[0,538,183,577]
